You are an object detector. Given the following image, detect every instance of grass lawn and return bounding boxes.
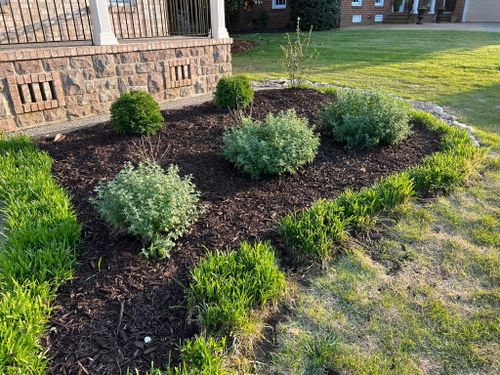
[233,30,500,136]
[234,29,500,374]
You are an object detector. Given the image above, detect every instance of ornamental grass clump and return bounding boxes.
[0,135,80,374]
[322,90,412,149]
[111,91,164,136]
[92,161,201,259]
[188,241,285,336]
[214,75,254,110]
[280,172,414,265]
[223,109,320,179]
[408,110,487,196]
[146,336,230,375]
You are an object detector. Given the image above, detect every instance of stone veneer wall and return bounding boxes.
[0,38,232,132]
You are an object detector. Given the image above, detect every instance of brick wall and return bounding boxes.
[0,38,232,132]
[229,0,292,32]
[341,0,393,27]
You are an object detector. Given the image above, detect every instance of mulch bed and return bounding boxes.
[39,89,440,375]
[231,39,257,54]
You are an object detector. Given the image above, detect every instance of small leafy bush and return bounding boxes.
[214,75,254,110]
[92,162,201,259]
[223,109,320,178]
[322,90,412,148]
[290,0,341,31]
[188,241,285,336]
[111,91,164,136]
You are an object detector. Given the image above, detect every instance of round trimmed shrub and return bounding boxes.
[290,0,341,31]
[110,91,164,136]
[214,75,254,110]
[223,109,320,178]
[321,90,412,149]
[91,161,201,259]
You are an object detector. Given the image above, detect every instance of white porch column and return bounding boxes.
[412,0,420,14]
[210,0,230,39]
[429,0,437,14]
[89,0,118,45]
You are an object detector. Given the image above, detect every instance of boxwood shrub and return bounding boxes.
[223,109,320,178]
[111,91,164,136]
[92,161,201,259]
[214,75,254,110]
[188,241,285,336]
[322,90,412,149]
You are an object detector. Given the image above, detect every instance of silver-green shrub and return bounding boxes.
[322,90,412,149]
[223,109,320,179]
[92,162,201,259]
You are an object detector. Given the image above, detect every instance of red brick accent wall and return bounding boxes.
[341,0,393,27]
[229,0,292,32]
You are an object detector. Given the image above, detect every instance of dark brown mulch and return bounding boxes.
[39,89,440,375]
[231,39,257,54]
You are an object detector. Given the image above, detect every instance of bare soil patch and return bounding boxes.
[39,89,440,374]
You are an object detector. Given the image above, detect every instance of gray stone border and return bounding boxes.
[252,79,481,147]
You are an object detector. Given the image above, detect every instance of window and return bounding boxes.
[375,14,384,22]
[375,0,384,6]
[351,0,362,6]
[272,0,287,9]
[352,15,362,23]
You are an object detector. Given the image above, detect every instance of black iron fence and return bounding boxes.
[0,0,93,45]
[0,0,211,46]
[109,0,210,40]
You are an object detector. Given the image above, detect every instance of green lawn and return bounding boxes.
[233,29,500,374]
[233,30,500,135]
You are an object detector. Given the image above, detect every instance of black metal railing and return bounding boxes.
[0,0,93,45]
[109,0,210,40]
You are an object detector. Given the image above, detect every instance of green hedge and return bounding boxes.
[0,135,80,374]
[290,0,341,31]
[321,90,412,149]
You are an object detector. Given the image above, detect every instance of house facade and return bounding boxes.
[0,0,232,133]
[229,0,498,31]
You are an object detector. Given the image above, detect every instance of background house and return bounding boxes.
[228,0,499,32]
